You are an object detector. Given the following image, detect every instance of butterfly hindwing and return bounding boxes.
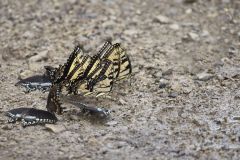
[86,60,114,97]
[97,43,132,81]
[46,85,62,114]
[94,62,114,97]
[71,59,114,97]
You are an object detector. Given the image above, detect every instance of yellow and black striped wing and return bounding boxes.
[96,41,113,59]
[67,54,102,93]
[55,46,84,84]
[73,60,114,97]
[87,60,114,97]
[99,43,132,81]
[66,55,92,82]
[115,47,132,81]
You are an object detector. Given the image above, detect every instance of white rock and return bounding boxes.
[159,78,169,88]
[185,8,192,14]
[188,32,200,41]
[196,72,213,81]
[124,29,139,36]
[19,70,34,79]
[153,15,172,24]
[237,32,240,39]
[201,30,210,37]
[169,24,180,30]
[45,124,66,133]
[119,98,127,105]
[106,121,118,126]
[28,50,49,62]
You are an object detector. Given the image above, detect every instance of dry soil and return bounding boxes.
[0,0,240,160]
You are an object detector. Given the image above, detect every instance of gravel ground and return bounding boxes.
[0,0,240,159]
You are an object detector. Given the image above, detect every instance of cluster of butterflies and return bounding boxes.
[45,41,132,115]
[6,41,132,127]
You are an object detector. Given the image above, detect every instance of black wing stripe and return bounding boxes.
[100,44,116,59]
[65,55,89,81]
[89,61,111,86]
[72,55,99,83]
[97,41,112,59]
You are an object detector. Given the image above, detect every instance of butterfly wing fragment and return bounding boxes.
[46,85,62,114]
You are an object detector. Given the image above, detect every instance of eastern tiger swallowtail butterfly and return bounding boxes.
[95,41,132,81]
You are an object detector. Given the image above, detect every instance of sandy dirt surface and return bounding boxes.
[0,0,240,159]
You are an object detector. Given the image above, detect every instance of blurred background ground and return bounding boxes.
[0,0,240,159]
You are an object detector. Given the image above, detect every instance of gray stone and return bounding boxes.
[159,78,169,88]
[168,92,178,98]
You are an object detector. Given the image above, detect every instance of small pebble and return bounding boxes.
[162,68,173,76]
[159,78,169,88]
[45,124,66,133]
[119,98,127,105]
[153,15,172,24]
[69,115,80,121]
[124,29,139,36]
[168,92,178,98]
[2,125,12,130]
[169,24,180,30]
[196,72,213,81]
[185,8,192,14]
[106,121,118,126]
[19,70,34,79]
[28,50,49,62]
[237,32,240,40]
[187,32,200,41]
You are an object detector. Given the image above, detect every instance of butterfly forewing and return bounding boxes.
[67,49,85,78]
[96,41,113,59]
[66,55,92,82]
[55,46,83,83]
